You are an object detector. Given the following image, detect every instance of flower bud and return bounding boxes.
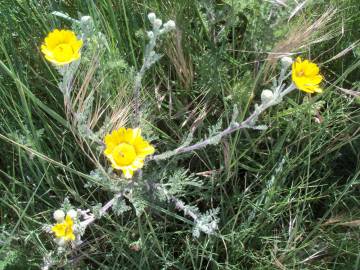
[67,209,77,219]
[149,51,156,58]
[80,16,91,23]
[147,31,154,39]
[261,89,274,104]
[164,20,176,31]
[153,19,162,29]
[53,209,65,222]
[280,56,293,67]
[148,13,156,23]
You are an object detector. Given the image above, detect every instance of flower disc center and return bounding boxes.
[297,69,305,77]
[113,143,137,166]
[54,43,74,61]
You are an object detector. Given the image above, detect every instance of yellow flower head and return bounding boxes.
[41,29,83,65]
[51,215,75,241]
[292,57,323,94]
[104,128,155,179]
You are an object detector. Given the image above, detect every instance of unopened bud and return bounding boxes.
[153,18,162,29]
[164,20,176,30]
[80,16,91,23]
[261,89,274,104]
[67,209,77,219]
[281,56,293,67]
[53,209,65,222]
[147,31,154,39]
[148,13,156,23]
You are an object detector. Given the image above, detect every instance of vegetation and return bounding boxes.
[0,0,359,269]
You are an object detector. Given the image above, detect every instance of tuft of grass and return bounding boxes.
[0,0,359,269]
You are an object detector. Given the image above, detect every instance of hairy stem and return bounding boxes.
[156,184,199,221]
[152,83,296,161]
[80,181,135,227]
[133,30,159,126]
[133,67,146,126]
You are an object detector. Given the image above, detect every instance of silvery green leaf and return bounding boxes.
[192,227,200,238]
[52,11,79,23]
[113,198,131,216]
[252,125,268,131]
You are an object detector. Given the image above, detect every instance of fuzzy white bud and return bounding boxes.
[261,89,274,104]
[280,56,293,67]
[67,209,77,219]
[147,31,154,39]
[148,13,156,23]
[53,209,65,222]
[164,20,176,30]
[153,18,162,29]
[80,16,91,23]
[149,51,156,57]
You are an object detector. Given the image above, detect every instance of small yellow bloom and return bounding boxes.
[51,215,75,241]
[104,128,155,179]
[41,29,83,65]
[292,57,323,94]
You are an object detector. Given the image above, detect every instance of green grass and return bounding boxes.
[0,0,360,269]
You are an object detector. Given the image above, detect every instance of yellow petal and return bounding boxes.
[124,128,141,144]
[64,233,75,241]
[72,40,83,51]
[309,74,323,85]
[51,223,66,237]
[103,127,155,177]
[304,64,318,77]
[314,87,323,93]
[41,29,83,65]
[132,158,144,169]
[111,162,123,170]
[292,57,323,94]
[137,145,155,157]
[65,215,73,226]
[114,128,127,142]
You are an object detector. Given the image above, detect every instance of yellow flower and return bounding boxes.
[41,29,83,65]
[292,57,323,94]
[104,128,155,179]
[51,215,75,241]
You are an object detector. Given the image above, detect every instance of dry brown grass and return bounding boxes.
[166,29,194,90]
[264,7,338,78]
